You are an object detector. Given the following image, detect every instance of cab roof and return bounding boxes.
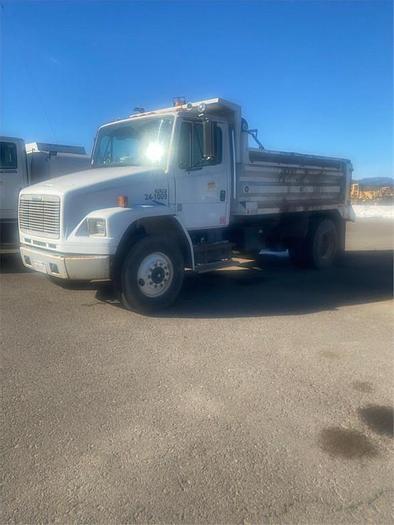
[99,98,241,129]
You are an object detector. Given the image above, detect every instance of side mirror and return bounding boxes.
[202,120,215,161]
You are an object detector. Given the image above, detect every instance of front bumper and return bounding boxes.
[20,245,111,281]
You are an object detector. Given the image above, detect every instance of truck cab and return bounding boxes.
[88,100,237,230]
[0,137,29,247]
[0,138,90,251]
[19,98,353,312]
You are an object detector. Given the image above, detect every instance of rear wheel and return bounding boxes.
[289,217,339,269]
[310,218,338,268]
[120,235,184,312]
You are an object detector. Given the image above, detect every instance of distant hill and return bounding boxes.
[354,177,394,187]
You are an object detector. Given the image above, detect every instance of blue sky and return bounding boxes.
[2,0,393,179]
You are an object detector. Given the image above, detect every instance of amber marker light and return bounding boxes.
[173,96,186,107]
[117,195,128,207]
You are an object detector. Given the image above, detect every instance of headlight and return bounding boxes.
[87,218,106,236]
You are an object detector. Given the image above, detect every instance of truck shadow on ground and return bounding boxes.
[98,249,393,318]
[0,254,29,273]
[1,250,392,317]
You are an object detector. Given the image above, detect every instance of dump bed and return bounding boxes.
[233,148,352,216]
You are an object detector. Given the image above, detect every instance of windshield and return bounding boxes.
[92,116,174,168]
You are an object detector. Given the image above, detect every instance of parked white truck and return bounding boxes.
[0,138,89,251]
[19,98,354,311]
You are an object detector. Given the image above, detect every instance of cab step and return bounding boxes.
[193,240,233,265]
[193,240,236,273]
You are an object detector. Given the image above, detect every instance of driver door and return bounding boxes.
[174,119,230,230]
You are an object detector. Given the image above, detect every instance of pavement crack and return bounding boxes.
[331,488,394,515]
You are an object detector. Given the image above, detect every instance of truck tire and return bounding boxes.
[120,235,184,312]
[289,217,339,269]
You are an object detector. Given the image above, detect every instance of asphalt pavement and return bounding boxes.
[1,218,393,524]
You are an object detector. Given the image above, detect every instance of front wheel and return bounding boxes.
[120,236,184,312]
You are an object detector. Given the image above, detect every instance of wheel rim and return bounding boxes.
[136,252,174,298]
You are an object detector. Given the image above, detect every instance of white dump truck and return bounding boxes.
[0,138,89,251]
[19,98,354,311]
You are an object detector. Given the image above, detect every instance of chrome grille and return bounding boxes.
[19,195,61,239]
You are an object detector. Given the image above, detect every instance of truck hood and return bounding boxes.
[24,165,159,195]
[20,165,170,238]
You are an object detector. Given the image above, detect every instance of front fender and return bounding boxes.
[68,205,194,267]
[110,206,195,271]
[87,205,179,242]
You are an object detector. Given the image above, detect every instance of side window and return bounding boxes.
[178,121,222,169]
[0,142,18,169]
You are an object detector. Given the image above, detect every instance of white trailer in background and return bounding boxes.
[18,98,354,311]
[0,138,89,251]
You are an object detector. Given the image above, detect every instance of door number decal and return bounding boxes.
[144,188,168,201]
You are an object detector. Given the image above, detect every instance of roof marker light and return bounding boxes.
[173,97,186,107]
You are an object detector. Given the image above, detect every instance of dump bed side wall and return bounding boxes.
[233,152,350,216]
